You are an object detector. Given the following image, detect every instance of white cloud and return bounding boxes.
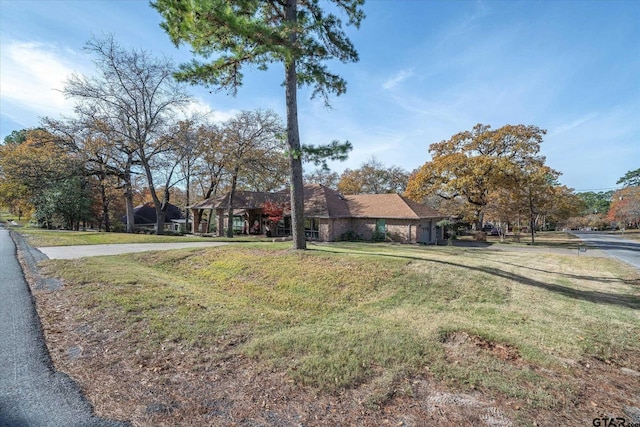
[210,109,240,123]
[0,40,81,119]
[549,112,598,136]
[382,69,414,90]
[180,99,239,123]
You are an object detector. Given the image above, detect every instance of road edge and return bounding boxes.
[8,229,131,427]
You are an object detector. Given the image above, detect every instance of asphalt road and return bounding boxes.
[572,232,640,270]
[38,241,228,259]
[0,225,127,427]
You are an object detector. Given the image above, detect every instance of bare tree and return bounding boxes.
[64,35,191,234]
[220,110,286,237]
[304,168,339,189]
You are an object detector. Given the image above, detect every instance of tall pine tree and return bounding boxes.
[152,0,364,249]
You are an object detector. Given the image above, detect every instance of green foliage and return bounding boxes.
[0,129,85,224]
[617,168,640,187]
[32,177,93,229]
[436,219,457,240]
[152,0,364,101]
[371,229,386,242]
[2,129,28,145]
[301,140,353,170]
[577,191,612,215]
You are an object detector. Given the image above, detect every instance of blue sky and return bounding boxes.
[1,0,638,192]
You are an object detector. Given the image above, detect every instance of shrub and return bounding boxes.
[338,230,361,241]
[371,230,386,242]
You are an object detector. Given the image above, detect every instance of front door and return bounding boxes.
[418,222,431,243]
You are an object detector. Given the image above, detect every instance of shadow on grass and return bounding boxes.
[311,247,640,310]
[469,253,639,287]
[578,242,640,251]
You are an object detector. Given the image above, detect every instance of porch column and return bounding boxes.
[192,209,201,234]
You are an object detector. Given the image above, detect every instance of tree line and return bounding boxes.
[0,36,301,233]
[570,169,640,230]
[0,112,289,234]
[3,115,636,239]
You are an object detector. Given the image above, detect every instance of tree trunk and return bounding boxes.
[529,189,535,244]
[156,187,170,235]
[124,155,135,233]
[185,158,191,234]
[473,209,484,232]
[226,167,239,238]
[124,191,135,233]
[139,151,167,235]
[208,208,215,233]
[124,183,135,233]
[100,178,111,232]
[285,0,306,250]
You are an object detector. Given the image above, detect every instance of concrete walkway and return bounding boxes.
[0,226,127,426]
[38,241,228,259]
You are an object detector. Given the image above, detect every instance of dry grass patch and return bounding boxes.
[32,242,640,426]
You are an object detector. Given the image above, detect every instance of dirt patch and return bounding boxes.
[443,331,522,363]
[441,331,640,426]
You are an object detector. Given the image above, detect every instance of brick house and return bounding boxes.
[188,184,445,244]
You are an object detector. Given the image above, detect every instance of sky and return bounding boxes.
[1,0,638,193]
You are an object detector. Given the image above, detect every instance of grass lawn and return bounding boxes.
[7,227,273,247]
[30,240,640,426]
[617,229,640,242]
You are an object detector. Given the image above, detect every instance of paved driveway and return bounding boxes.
[572,232,640,270]
[0,226,126,426]
[38,241,228,259]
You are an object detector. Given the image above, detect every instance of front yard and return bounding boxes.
[28,240,640,426]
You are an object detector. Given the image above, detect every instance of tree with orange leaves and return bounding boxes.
[607,186,640,229]
[405,123,548,231]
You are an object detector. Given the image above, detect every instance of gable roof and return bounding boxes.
[344,193,443,219]
[302,184,350,218]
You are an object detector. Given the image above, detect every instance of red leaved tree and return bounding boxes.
[263,200,290,223]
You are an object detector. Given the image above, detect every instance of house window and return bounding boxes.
[276,217,290,236]
[305,217,319,239]
[232,216,244,234]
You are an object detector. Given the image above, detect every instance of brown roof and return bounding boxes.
[302,184,350,218]
[189,185,443,220]
[188,191,289,210]
[344,193,443,219]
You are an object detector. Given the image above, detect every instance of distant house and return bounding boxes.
[122,202,185,232]
[189,184,445,244]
